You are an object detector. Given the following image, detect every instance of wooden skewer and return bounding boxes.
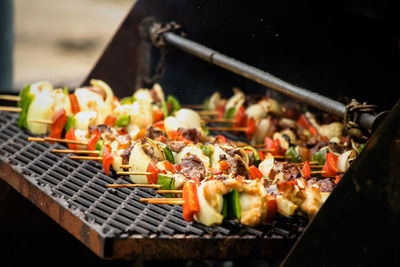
[156,190,183,194]
[119,164,132,169]
[257,148,275,152]
[27,119,53,124]
[0,106,22,112]
[203,118,235,123]
[0,95,21,101]
[27,137,46,142]
[196,110,218,115]
[252,144,266,148]
[182,104,204,109]
[140,198,184,205]
[69,155,102,160]
[107,184,162,188]
[52,149,100,154]
[117,171,152,176]
[207,127,248,132]
[295,161,319,166]
[44,137,88,145]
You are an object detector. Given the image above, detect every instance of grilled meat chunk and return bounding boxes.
[180,154,206,179]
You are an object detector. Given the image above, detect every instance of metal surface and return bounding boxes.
[0,111,306,260]
[282,98,400,266]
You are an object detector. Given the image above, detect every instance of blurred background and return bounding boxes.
[3,0,136,92]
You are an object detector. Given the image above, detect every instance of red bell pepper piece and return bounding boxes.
[182,182,200,222]
[65,127,77,150]
[216,105,225,119]
[153,120,165,131]
[302,160,311,179]
[245,117,256,140]
[153,109,164,122]
[218,160,229,172]
[49,108,67,139]
[297,114,318,137]
[215,135,228,144]
[264,136,284,156]
[104,115,117,127]
[264,195,277,224]
[68,93,80,115]
[146,161,161,184]
[322,153,340,177]
[87,128,101,156]
[258,150,265,161]
[249,165,263,180]
[102,144,113,176]
[233,106,247,128]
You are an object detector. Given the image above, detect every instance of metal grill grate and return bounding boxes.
[0,110,308,259]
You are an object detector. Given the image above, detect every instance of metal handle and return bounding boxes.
[149,21,382,131]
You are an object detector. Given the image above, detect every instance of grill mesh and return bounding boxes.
[0,111,307,240]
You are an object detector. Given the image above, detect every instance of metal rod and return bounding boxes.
[161,31,379,130]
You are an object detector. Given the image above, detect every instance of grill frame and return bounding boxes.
[0,111,307,260]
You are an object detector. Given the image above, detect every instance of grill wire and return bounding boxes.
[0,111,307,241]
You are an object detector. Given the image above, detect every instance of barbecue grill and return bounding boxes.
[1,0,399,266]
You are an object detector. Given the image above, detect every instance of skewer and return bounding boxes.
[27,119,53,124]
[106,184,162,188]
[203,118,235,123]
[257,148,275,152]
[119,164,131,169]
[140,198,184,205]
[196,110,218,115]
[44,137,88,145]
[156,189,183,194]
[52,149,100,154]
[0,95,21,101]
[294,161,319,166]
[182,104,204,109]
[0,106,22,112]
[27,137,46,142]
[69,155,102,160]
[116,171,152,176]
[207,127,248,132]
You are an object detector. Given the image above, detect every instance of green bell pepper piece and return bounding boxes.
[357,144,365,154]
[115,115,131,127]
[202,124,210,136]
[224,107,236,119]
[203,98,210,111]
[285,146,302,163]
[64,115,76,133]
[63,86,69,95]
[167,95,181,112]
[223,189,241,220]
[311,148,328,165]
[17,84,34,129]
[161,100,169,119]
[243,146,261,167]
[163,146,175,164]
[95,139,105,157]
[201,144,214,160]
[221,194,229,218]
[120,96,136,105]
[157,173,175,198]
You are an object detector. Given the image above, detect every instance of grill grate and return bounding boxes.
[0,110,308,258]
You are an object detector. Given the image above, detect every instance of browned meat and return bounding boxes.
[169,141,186,153]
[121,143,134,165]
[146,126,166,140]
[272,161,301,180]
[180,154,206,179]
[177,128,203,144]
[307,178,335,192]
[227,155,249,178]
